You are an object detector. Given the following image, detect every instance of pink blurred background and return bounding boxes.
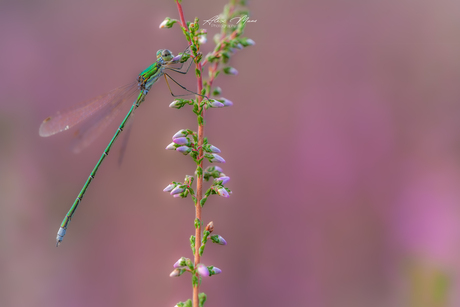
[2,0,460,306]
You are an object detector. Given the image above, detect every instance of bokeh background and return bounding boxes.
[2,0,460,306]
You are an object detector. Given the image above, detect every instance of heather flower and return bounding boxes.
[173,137,190,145]
[210,154,226,163]
[163,183,176,192]
[215,176,230,185]
[217,188,229,198]
[170,186,185,195]
[197,264,210,277]
[209,100,225,108]
[223,67,238,75]
[211,234,227,245]
[165,142,177,150]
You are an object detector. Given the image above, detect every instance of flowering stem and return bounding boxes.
[194,100,204,307]
[164,1,252,306]
[174,2,204,306]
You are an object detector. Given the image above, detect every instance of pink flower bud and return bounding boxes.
[170,186,185,195]
[165,142,176,150]
[169,268,185,277]
[159,19,169,29]
[209,267,222,275]
[209,100,225,108]
[176,146,192,154]
[169,100,182,108]
[246,38,255,46]
[163,183,176,192]
[215,176,230,185]
[213,166,223,173]
[219,98,233,107]
[197,264,210,277]
[173,137,190,145]
[223,67,238,75]
[199,35,207,44]
[211,154,226,163]
[209,145,221,153]
[211,234,227,245]
[217,188,229,198]
[173,257,187,268]
[173,129,187,139]
[159,17,177,29]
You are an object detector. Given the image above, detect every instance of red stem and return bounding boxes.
[175,1,188,36]
[174,2,203,307]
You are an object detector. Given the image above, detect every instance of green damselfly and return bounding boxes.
[40,48,200,246]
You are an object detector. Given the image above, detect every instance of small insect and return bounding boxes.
[40,47,200,246]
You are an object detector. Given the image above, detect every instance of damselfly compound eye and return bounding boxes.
[162,49,173,61]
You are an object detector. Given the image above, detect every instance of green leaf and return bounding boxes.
[190,235,196,254]
[199,293,207,307]
[186,258,194,270]
[206,54,216,63]
[204,188,212,196]
[223,66,238,75]
[181,26,187,36]
[222,52,230,64]
[202,231,210,244]
[180,54,191,63]
[190,151,198,160]
[192,102,199,115]
[192,275,199,287]
[212,87,222,96]
[191,44,197,54]
[195,53,202,63]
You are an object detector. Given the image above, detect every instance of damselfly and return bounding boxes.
[40,48,200,246]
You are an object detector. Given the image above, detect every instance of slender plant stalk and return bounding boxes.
[173,2,205,305]
[194,117,204,307]
[175,1,187,29]
[162,1,254,306]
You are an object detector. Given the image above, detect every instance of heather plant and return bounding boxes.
[161,1,254,306]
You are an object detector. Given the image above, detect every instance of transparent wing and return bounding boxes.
[39,82,138,137]
[68,83,140,153]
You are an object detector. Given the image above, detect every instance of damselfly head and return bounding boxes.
[157,49,174,62]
